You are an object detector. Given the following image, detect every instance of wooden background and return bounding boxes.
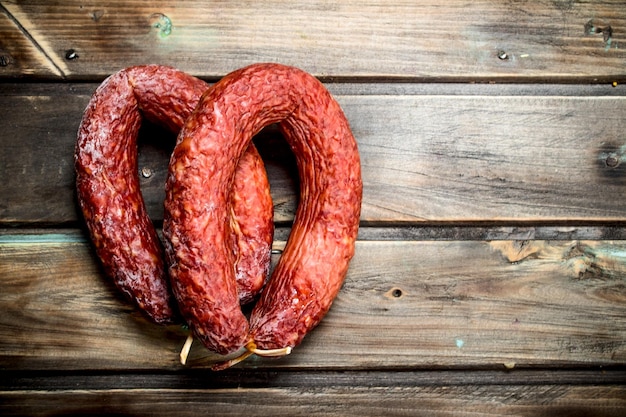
[1,1,626,415]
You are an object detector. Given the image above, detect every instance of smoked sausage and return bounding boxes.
[75,65,274,324]
[163,63,362,356]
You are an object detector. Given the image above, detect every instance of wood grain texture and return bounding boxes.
[1,236,625,371]
[2,1,625,413]
[0,6,61,77]
[1,0,625,81]
[1,83,625,225]
[2,384,626,417]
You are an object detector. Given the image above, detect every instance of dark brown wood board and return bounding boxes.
[1,0,626,82]
[0,7,61,78]
[2,383,626,417]
[1,0,625,415]
[1,83,625,225]
[1,236,626,371]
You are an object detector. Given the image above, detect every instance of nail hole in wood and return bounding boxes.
[606,155,619,168]
[141,167,153,178]
[65,49,79,60]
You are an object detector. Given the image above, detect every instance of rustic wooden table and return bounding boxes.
[1,1,626,415]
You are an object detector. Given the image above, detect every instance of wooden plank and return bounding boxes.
[2,384,626,416]
[1,83,625,225]
[350,94,626,222]
[2,0,625,81]
[1,235,625,371]
[0,6,61,78]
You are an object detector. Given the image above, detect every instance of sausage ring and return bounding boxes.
[164,63,362,356]
[75,65,274,324]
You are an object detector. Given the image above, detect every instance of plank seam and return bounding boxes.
[2,368,626,391]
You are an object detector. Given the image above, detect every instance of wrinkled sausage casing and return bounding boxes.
[164,63,362,354]
[75,65,274,324]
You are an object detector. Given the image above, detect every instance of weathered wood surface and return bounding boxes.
[2,0,626,415]
[2,383,626,417]
[1,236,625,371]
[1,83,625,225]
[1,0,625,82]
[0,7,59,77]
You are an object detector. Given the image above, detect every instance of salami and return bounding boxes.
[75,65,274,324]
[164,63,362,356]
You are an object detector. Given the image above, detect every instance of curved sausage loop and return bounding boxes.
[75,65,274,324]
[164,63,362,356]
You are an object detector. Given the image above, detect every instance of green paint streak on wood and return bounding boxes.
[0,233,87,244]
[151,13,172,38]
